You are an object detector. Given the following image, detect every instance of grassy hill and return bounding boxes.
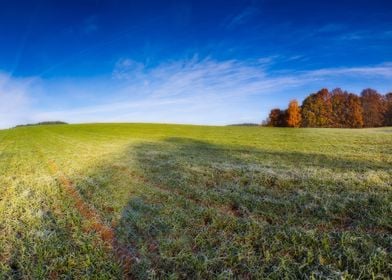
[0,123,391,279]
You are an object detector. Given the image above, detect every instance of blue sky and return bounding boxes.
[0,0,391,128]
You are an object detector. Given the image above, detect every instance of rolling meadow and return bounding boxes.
[0,123,391,279]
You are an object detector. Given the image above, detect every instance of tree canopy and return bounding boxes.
[266,88,389,128]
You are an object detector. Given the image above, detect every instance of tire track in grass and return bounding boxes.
[31,130,139,278]
[112,164,391,235]
[44,157,138,278]
[111,164,261,220]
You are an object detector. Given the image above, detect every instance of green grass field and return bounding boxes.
[0,123,391,279]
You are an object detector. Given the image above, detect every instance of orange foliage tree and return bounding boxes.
[346,93,364,128]
[301,88,333,127]
[286,100,301,127]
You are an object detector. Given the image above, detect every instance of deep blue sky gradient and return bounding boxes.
[0,0,391,127]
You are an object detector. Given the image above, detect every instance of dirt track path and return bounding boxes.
[33,141,137,279]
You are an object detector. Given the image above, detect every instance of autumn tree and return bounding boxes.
[286,99,301,127]
[301,94,317,127]
[360,89,386,127]
[268,108,281,127]
[301,88,333,127]
[278,110,288,127]
[346,93,364,128]
[268,108,287,127]
[385,92,392,126]
[330,88,363,128]
[265,88,387,128]
[330,88,348,127]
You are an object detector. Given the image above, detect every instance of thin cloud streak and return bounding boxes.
[224,3,260,29]
[301,64,392,78]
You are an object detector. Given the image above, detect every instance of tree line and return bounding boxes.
[14,121,68,128]
[266,88,392,128]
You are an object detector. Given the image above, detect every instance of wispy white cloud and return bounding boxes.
[1,58,391,128]
[112,58,145,80]
[0,73,39,128]
[113,57,304,98]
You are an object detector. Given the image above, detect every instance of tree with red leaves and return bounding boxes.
[360,89,386,127]
[267,108,287,127]
[385,92,392,126]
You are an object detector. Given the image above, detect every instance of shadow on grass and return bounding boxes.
[69,137,391,279]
